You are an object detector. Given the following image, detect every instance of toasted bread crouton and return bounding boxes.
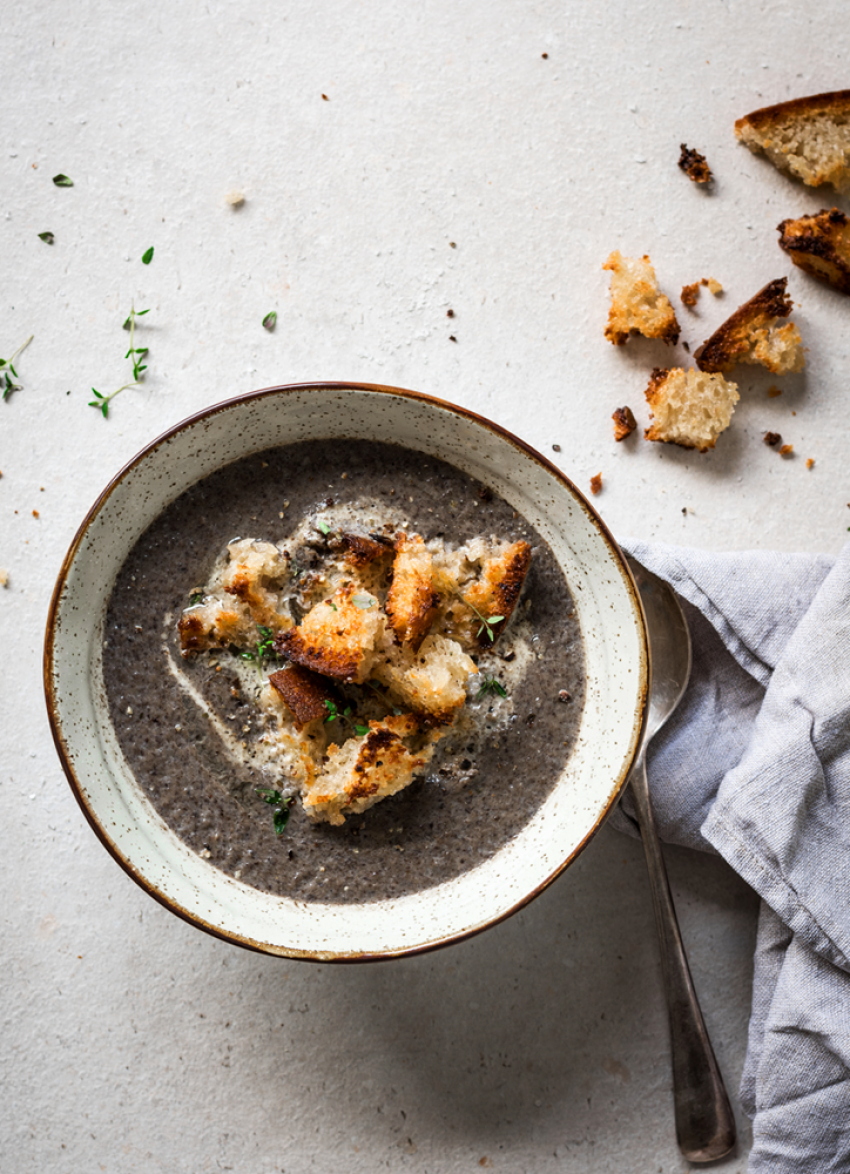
[268,664,339,730]
[612,406,637,441]
[220,539,291,630]
[679,144,713,184]
[603,251,680,345]
[462,540,532,647]
[694,277,804,375]
[778,208,850,295]
[275,582,384,682]
[339,532,394,568]
[735,91,850,193]
[386,532,439,648]
[372,633,478,725]
[177,598,260,654]
[644,367,739,452]
[303,714,433,825]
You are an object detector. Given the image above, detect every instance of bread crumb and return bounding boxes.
[612,406,637,441]
[224,190,245,208]
[681,282,701,307]
[32,509,39,518]
[602,251,680,345]
[681,277,723,310]
[779,444,794,457]
[590,473,603,495]
[806,457,815,469]
[644,367,739,452]
[0,569,8,588]
[678,144,713,183]
[764,431,782,447]
[695,277,804,375]
[767,385,783,398]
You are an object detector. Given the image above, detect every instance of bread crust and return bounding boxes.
[694,277,797,373]
[778,208,850,295]
[268,664,339,729]
[735,90,850,132]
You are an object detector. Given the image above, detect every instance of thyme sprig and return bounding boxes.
[476,676,507,700]
[239,624,279,677]
[324,699,369,736]
[0,335,33,401]
[89,304,150,418]
[256,788,295,835]
[458,593,505,643]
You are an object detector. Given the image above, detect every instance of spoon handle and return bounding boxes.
[629,758,737,1163]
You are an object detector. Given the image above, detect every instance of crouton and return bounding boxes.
[778,207,850,295]
[612,406,637,441]
[679,144,713,184]
[303,714,434,825]
[735,91,850,193]
[462,540,532,648]
[694,277,804,375]
[220,538,291,630]
[644,367,739,453]
[274,581,384,683]
[385,532,439,648]
[177,598,260,654]
[372,633,478,725]
[268,664,339,730]
[603,251,681,345]
[339,532,394,568]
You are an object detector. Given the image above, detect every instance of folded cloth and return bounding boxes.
[611,539,850,1174]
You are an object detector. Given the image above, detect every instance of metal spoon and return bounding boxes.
[626,556,736,1164]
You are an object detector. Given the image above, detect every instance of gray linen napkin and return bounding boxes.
[610,539,850,1173]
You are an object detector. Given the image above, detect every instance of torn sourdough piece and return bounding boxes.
[735,90,850,193]
[778,208,850,296]
[602,251,680,345]
[644,367,739,453]
[178,538,293,653]
[302,714,440,826]
[694,277,804,375]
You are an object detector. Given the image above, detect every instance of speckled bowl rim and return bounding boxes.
[44,381,649,962]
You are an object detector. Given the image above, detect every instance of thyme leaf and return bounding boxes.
[0,335,33,401]
[52,174,73,187]
[256,788,295,835]
[476,677,507,700]
[38,231,55,244]
[262,311,277,331]
[141,246,154,265]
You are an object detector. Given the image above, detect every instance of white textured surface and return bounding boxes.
[3,1,847,1170]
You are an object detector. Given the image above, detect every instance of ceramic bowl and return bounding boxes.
[45,382,648,960]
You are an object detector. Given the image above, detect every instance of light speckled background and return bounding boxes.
[3,2,848,1170]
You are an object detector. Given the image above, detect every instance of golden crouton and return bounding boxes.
[463,540,532,647]
[694,277,804,375]
[735,91,850,193]
[339,532,394,568]
[372,633,478,725]
[644,367,739,453]
[177,598,260,654]
[303,714,432,825]
[220,538,291,630]
[385,532,439,648]
[603,251,681,345]
[778,208,850,295]
[275,581,383,683]
[268,664,338,730]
